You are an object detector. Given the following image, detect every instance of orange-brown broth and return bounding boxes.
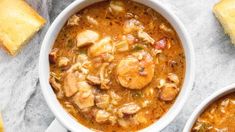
[49,0,185,131]
[192,93,235,132]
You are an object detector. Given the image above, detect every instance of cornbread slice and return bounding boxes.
[0,0,46,56]
[213,0,235,44]
[0,113,3,132]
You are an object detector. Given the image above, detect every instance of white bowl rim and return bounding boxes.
[39,0,195,131]
[183,83,235,132]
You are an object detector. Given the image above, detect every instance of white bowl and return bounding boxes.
[39,0,195,131]
[183,84,235,132]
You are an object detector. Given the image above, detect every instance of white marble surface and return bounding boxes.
[0,0,235,132]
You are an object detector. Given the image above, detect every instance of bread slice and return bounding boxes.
[0,0,46,56]
[0,113,3,132]
[213,0,235,45]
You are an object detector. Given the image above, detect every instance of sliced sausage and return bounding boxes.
[118,102,141,117]
[159,83,179,101]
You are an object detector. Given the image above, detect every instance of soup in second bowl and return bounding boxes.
[192,93,235,132]
[49,0,185,131]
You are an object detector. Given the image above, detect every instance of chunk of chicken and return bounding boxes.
[159,83,179,101]
[114,40,129,52]
[88,37,113,57]
[159,23,174,34]
[109,0,125,13]
[49,77,64,99]
[116,51,154,89]
[118,119,130,128]
[95,110,111,123]
[117,102,141,118]
[58,57,70,67]
[138,30,155,44]
[133,111,147,124]
[67,62,89,75]
[63,72,79,97]
[86,16,98,25]
[109,91,122,105]
[73,81,94,109]
[76,30,100,48]
[167,73,179,85]
[86,75,101,85]
[67,15,81,26]
[109,116,117,125]
[95,94,110,109]
[50,77,61,92]
[123,19,144,34]
[99,63,111,89]
[76,54,88,64]
[125,34,135,44]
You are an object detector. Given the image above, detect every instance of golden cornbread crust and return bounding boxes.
[213,0,235,45]
[0,113,3,132]
[0,0,46,56]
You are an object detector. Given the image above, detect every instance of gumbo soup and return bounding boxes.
[49,0,185,131]
[192,93,235,132]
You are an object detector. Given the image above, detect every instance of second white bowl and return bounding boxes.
[183,83,235,132]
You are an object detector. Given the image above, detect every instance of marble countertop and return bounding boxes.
[1,0,235,132]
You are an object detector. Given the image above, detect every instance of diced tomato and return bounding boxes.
[154,38,167,50]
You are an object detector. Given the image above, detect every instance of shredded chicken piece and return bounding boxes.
[67,15,81,26]
[99,63,111,89]
[49,77,61,92]
[95,110,111,123]
[117,102,141,118]
[73,81,94,109]
[118,119,130,128]
[58,57,70,67]
[114,40,129,52]
[76,54,88,64]
[67,62,89,75]
[109,116,117,125]
[159,23,174,33]
[88,37,113,57]
[138,30,155,44]
[86,75,101,85]
[95,94,110,109]
[76,30,100,48]
[125,34,135,44]
[101,53,114,62]
[109,91,122,105]
[86,16,98,25]
[49,77,64,99]
[109,0,125,13]
[123,19,144,33]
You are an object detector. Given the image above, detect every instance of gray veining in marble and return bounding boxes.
[0,0,235,132]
